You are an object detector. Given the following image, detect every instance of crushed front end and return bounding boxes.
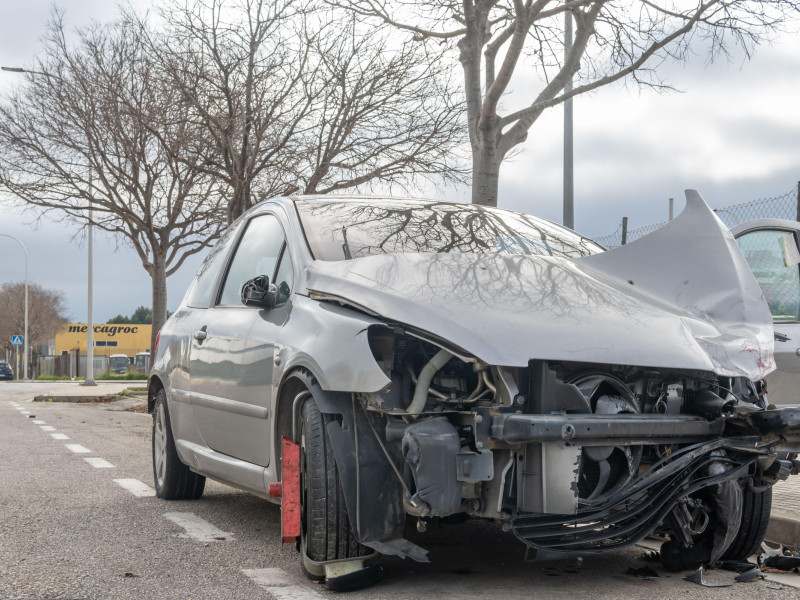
[301,190,799,571]
[346,328,800,568]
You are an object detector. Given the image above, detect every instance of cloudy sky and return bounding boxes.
[1,1,800,326]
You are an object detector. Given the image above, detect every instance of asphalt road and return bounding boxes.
[1,385,799,600]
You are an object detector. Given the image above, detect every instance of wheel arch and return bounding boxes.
[148,375,166,414]
[274,366,332,478]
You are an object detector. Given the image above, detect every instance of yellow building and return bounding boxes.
[54,323,153,359]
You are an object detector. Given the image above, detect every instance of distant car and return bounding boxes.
[0,361,13,380]
[109,354,130,375]
[149,192,800,588]
[732,218,800,405]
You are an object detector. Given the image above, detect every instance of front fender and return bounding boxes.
[275,296,390,393]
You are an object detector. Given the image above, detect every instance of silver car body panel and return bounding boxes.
[176,438,270,494]
[273,297,391,393]
[305,191,774,381]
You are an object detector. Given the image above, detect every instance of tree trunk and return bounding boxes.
[471,149,501,207]
[150,251,168,356]
[227,178,252,225]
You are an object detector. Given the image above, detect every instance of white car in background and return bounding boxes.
[732,219,800,405]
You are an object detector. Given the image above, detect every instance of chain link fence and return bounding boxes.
[592,183,800,248]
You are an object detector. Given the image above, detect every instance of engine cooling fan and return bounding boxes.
[567,373,643,503]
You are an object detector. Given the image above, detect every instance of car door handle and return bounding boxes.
[193,329,208,341]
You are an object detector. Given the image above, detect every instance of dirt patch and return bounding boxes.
[33,395,119,404]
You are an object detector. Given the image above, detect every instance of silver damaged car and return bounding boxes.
[149,191,800,589]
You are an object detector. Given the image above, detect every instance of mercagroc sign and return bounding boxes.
[67,325,141,336]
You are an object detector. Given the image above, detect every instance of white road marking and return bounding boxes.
[243,568,325,600]
[50,433,70,440]
[20,411,31,415]
[113,479,155,497]
[14,406,25,410]
[32,420,46,425]
[84,457,114,468]
[40,426,56,431]
[163,512,234,543]
[65,444,91,454]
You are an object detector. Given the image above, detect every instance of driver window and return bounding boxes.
[736,229,800,322]
[218,214,286,306]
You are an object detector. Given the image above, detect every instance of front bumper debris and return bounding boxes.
[491,413,723,445]
[490,407,800,450]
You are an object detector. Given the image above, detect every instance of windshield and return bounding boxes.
[296,199,602,261]
[110,357,128,368]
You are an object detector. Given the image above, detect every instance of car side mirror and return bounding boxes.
[241,275,277,309]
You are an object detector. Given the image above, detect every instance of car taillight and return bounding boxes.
[153,330,161,358]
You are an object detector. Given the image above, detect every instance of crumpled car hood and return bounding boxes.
[305,191,775,380]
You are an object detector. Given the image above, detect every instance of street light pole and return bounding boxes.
[0,233,29,379]
[3,64,94,384]
[563,8,574,230]
[85,187,96,386]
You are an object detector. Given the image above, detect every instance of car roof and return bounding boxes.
[289,195,434,205]
[730,218,800,236]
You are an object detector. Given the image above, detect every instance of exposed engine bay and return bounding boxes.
[313,326,800,568]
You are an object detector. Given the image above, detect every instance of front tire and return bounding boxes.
[300,396,366,566]
[152,390,205,500]
[720,487,772,560]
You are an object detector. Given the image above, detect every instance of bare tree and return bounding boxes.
[334,0,800,206]
[300,17,465,196]
[0,13,226,353]
[144,0,466,224]
[0,282,68,374]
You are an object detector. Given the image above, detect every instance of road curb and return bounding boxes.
[767,511,800,549]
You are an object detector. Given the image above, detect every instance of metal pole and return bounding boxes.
[796,181,800,223]
[0,233,29,379]
[23,250,28,379]
[84,172,96,386]
[668,198,674,222]
[563,9,574,229]
[621,217,628,245]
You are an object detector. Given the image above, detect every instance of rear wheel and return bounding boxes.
[300,396,367,573]
[152,390,205,499]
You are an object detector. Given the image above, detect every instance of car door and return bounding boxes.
[168,221,243,446]
[189,212,294,466]
[733,220,800,404]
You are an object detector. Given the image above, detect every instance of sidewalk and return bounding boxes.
[768,477,800,548]
[0,380,142,404]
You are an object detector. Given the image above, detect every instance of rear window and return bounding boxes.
[296,200,602,261]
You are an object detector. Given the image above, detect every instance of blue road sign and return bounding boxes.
[11,335,23,346]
